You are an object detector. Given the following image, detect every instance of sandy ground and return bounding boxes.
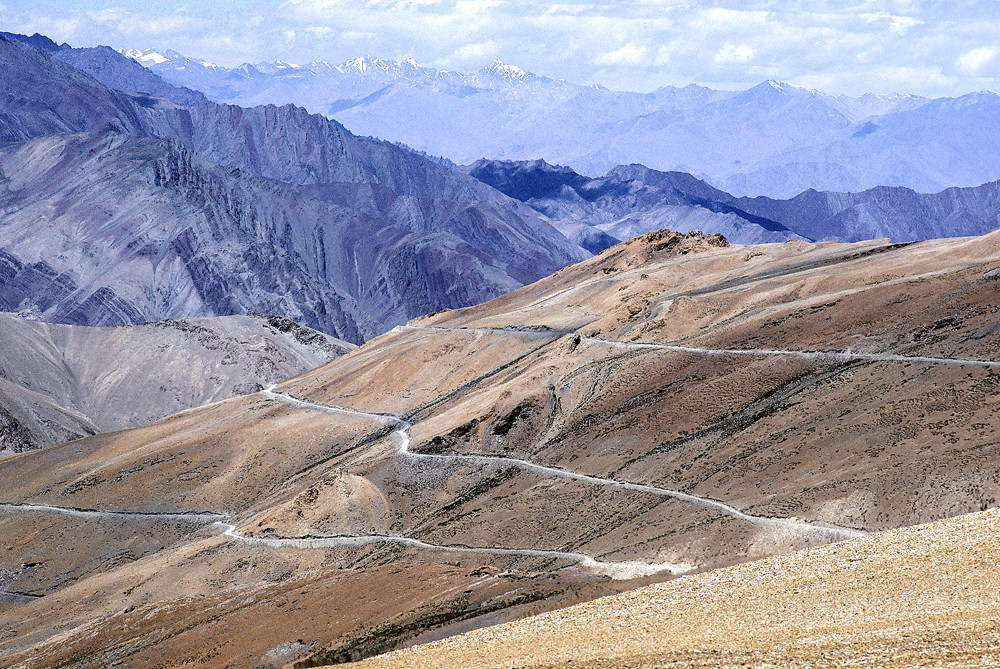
[350,506,1000,668]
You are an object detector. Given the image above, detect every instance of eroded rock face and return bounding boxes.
[0,36,589,342]
[0,312,352,452]
[0,129,586,343]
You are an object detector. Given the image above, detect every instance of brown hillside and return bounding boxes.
[1,230,998,667]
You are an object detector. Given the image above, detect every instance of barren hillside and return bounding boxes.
[1,229,998,667]
[0,313,352,453]
[351,506,1000,668]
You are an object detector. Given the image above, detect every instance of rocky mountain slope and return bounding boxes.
[465,159,801,250]
[126,50,1000,197]
[469,159,1000,246]
[1,228,998,667]
[0,313,352,454]
[0,34,588,342]
[2,32,208,106]
[734,178,1000,242]
[353,506,1000,668]
[0,129,583,342]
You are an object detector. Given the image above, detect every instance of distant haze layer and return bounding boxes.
[127,50,1000,198]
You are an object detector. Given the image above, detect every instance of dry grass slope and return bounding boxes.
[350,507,1000,668]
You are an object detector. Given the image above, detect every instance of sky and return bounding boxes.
[2,1,1000,96]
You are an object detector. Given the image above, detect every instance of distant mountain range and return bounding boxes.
[122,48,1000,198]
[0,34,587,343]
[4,31,1000,344]
[12,32,208,106]
[466,159,1000,249]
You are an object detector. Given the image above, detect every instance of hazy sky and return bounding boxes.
[3,1,1000,96]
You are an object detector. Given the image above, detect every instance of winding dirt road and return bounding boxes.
[18,319,968,584]
[213,522,690,579]
[0,502,223,524]
[261,389,865,542]
[399,324,1000,370]
[586,336,1000,369]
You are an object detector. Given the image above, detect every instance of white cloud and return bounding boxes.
[594,42,647,66]
[859,12,921,34]
[3,1,1000,96]
[714,43,756,64]
[451,40,500,62]
[957,47,997,75]
[305,25,334,37]
[455,0,501,11]
[696,7,768,30]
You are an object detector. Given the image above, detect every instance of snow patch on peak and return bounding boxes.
[123,49,168,64]
[760,79,815,95]
[482,60,530,80]
[119,48,194,66]
[336,56,423,77]
[343,56,379,73]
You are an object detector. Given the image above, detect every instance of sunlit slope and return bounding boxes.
[1,230,999,667]
[351,506,1000,669]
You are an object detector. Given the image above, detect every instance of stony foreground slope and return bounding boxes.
[0,313,352,452]
[0,230,998,667]
[351,506,1000,669]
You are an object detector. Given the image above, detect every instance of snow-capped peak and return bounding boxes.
[338,56,411,76]
[122,48,169,65]
[343,56,375,73]
[119,47,218,70]
[482,59,530,80]
[762,79,812,94]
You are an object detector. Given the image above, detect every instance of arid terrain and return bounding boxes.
[350,505,1000,668]
[0,313,352,453]
[1,229,999,667]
